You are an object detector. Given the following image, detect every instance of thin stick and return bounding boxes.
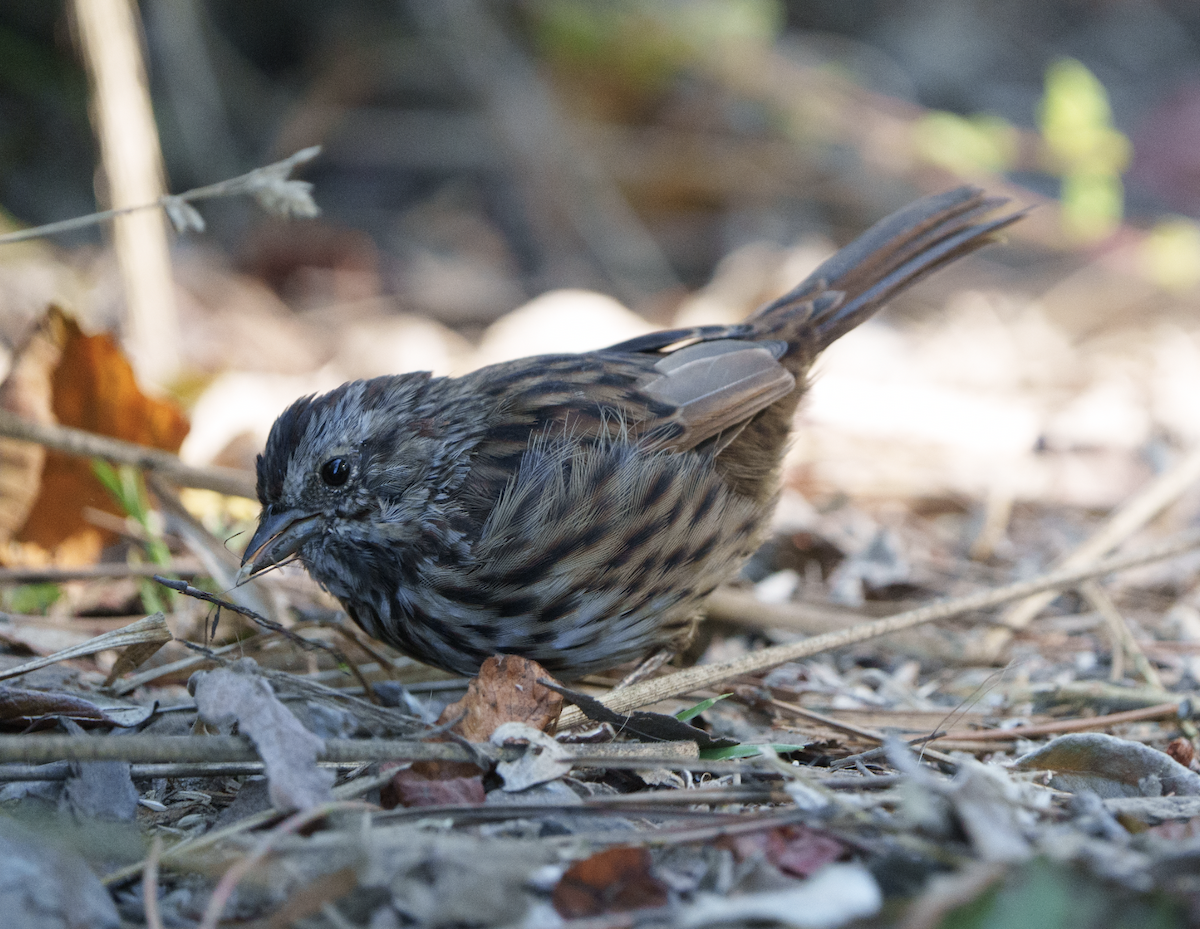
[982,444,1200,658]
[769,698,957,766]
[0,410,255,498]
[0,561,203,584]
[73,0,179,386]
[557,530,1200,729]
[198,801,376,929]
[1080,581,1161,688]
[143,836,165,929]
[0,734,699,767]
[0,147,320,246]
[933,700,1185,742]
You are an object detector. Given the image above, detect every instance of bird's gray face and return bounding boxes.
[239,375,444,584]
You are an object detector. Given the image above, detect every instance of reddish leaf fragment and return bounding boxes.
[769,825,848,878]
[1166,737,1196,769]
[381,768,486,809]
[552,847,668,919]
[409,655,564,780]
[0,686,113,730]
[437,654,563,741]
[718,824,847,878]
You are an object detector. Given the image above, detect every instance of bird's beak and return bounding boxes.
[238,508,322,583]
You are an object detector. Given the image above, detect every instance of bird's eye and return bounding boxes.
[320,457,350,487]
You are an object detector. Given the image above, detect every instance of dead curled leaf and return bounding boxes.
[191,658,334,812]
[1015,732,1200,798]
[0,686,129,730]
[401,655,563,787]
[552,846,668,919]
[0,306,189,562]
[491,722,573,792]
[439,654,563,741]
[718,824,847,879]
[380,767,485,809]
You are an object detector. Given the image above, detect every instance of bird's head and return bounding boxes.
[238,373,457,583]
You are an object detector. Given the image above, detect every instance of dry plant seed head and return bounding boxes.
[241,187,1023,678]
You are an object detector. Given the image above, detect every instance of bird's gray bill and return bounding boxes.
[238,509,321,582]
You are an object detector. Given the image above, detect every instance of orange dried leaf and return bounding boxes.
[436,654,563,742]
[552,847,667,918]
[0,308,63,545]
[16,311,189,557]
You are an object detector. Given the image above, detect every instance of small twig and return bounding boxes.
[0,147,321,246]
[198,800,375,929]
[143,836,164,929]
[0,733,685,765]
[768,699,957,768]
[155,576,380,700]
[558,529,1200,729]
[0,411,255,498]
[933,700,1188,743]
[0,561,204,584]
[0,760,388,782]
[1080,580,1161,688]
[983,443,1200,657]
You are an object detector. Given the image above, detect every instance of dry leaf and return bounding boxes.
[437,654,563,741]
[381,767,486,809]
[719,824,847,879]
[411,655,563,781]
[14,309,189,558]
[1015,732,1200,798]
[552,846,668,918]
[491,722,573,791]
[0,308,63,543]
[192,659,334,811]
[0,612,171,685]
[0,686,109,730]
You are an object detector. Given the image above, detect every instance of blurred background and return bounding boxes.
[3,0,1200,598]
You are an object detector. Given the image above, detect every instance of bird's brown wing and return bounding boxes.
[451,335,799,521]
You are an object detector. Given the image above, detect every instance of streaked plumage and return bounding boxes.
[241,187,1021,677]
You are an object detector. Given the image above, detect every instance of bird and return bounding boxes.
[240,187,1021,679]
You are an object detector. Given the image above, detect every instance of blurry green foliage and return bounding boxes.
[1037,58,1131,242]
[91,461,173,614]
[699,742,806,760]
[3,582,59,615]
[527,0,783,93]
[938,858,1181,929]
[913,111,1019,175]
[1140,218,1200,292]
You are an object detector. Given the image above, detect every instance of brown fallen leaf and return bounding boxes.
[0,685,151,731]
[552,847,668,919]
[12,308,189,560]
[192,659,334,811]
[380,766,485,809]
[439,654,564,741]
[406,655,564,784]
[719,824,847,878]
[0,308,62,544]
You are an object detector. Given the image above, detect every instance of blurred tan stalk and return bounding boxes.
[73,0,180,388]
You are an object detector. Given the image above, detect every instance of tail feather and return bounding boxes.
[749,186,1024,355]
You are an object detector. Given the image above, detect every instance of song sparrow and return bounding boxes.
[241,187,1020,677]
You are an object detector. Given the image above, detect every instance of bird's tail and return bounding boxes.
[748,186,1024,361]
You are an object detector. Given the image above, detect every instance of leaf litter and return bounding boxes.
[5,129,1200,929]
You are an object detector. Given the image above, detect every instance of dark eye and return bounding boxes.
[320,457,350,487]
